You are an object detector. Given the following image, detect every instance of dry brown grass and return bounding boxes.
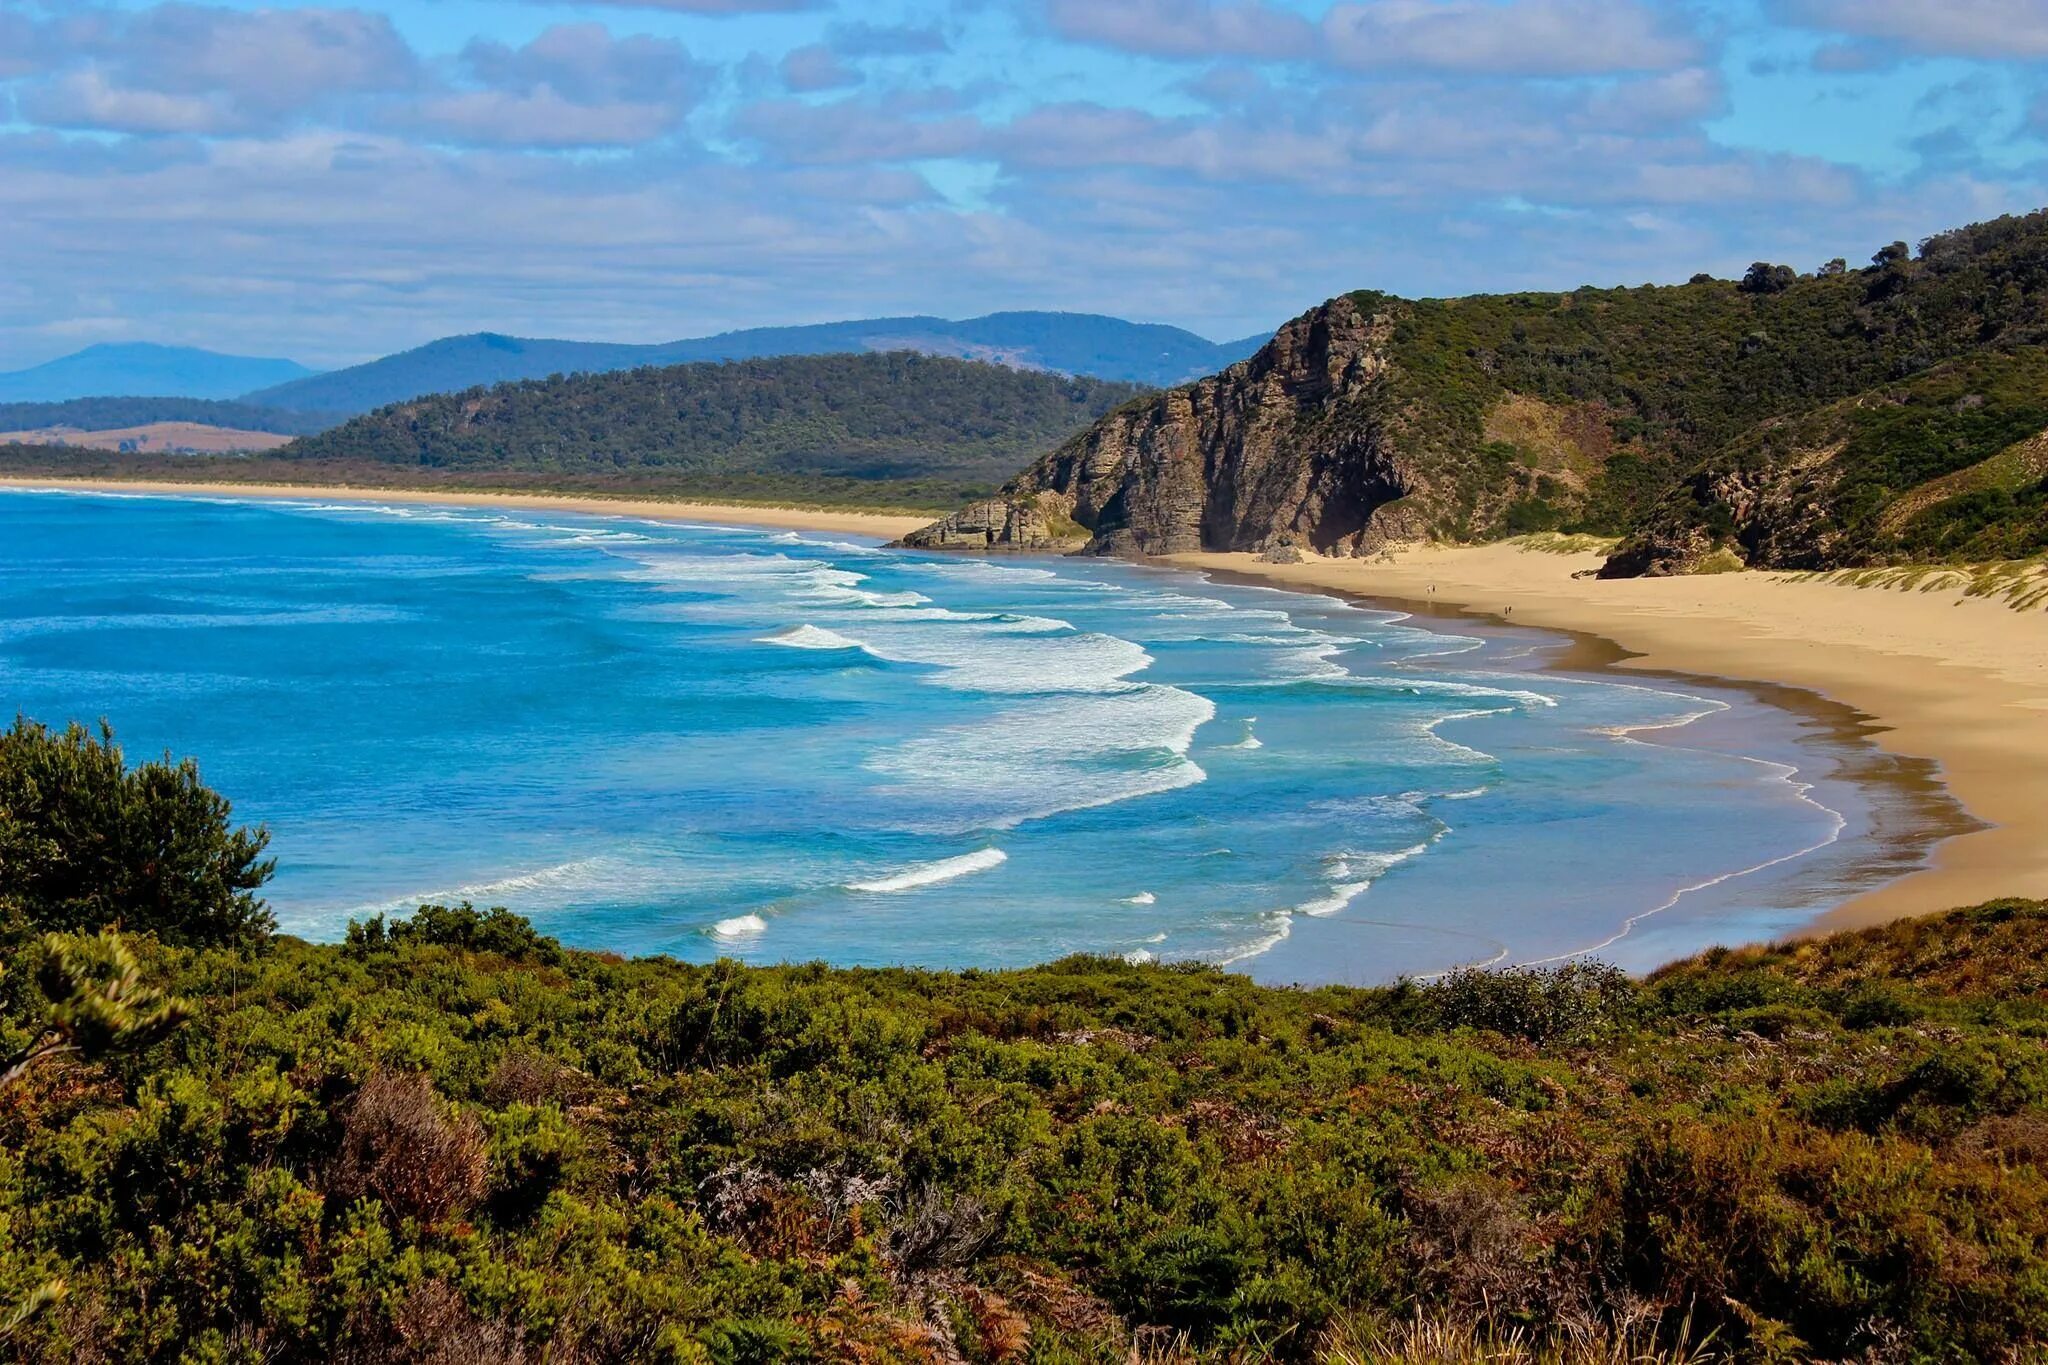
[324,1070,487,1225]
[1320,1310,1725,1364]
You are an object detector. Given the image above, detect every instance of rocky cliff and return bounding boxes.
[901,298,1454,557]
[907,209,2048,575]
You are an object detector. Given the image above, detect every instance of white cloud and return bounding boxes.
[1779,0,2048,60]
[404,89,685,149]
[7,4,419,135]
[1043,0,1315,62]
[780,43,860,93]
[1322,0,1701,75]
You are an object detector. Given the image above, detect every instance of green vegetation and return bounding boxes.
[0,353,1146,511]
[3,721,2048,1361]
[242,316,1259,416]
[1347,210,2048,566]
[0,398,337,437]
[280,352,1143,496]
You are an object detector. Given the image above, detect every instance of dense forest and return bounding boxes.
[3,717,2047,1362]
[280,351,1144,489]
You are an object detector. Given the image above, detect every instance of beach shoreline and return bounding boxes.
[1166,544,2048,934]
[0,476,937,539]
[9,475,2038,954]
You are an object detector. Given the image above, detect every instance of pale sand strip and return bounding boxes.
[1165,545,2048,931]
[0,477,935,540]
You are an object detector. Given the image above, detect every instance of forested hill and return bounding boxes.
[0,396,337,437]
[245,312,1259,414]
[270,351,1147,506]
[905,208,2048,575]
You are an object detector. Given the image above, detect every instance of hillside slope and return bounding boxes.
[269,351,1146,505]
[245,312,1265,414]
[906,210,2048,573]
[0,343,314,403]
[0,397,336,438]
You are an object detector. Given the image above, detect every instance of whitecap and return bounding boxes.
[1218,718,1263,751]
[758,624,869,651]
[847,847,1008,893]
[1120,892,1157,905]
[711,914,767,939]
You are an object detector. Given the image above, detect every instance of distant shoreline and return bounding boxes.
[1168,544,2048,936]
[0,476,937,539]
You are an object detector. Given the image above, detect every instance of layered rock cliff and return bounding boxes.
[906,208,2048,573]
[902,297,1432,557]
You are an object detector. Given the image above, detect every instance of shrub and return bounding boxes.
[1416,962,1637,1044]
[349,902,563,965]
[325,1072,486,1225]
[0,719,274,948]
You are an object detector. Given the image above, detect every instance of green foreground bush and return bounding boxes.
[0,898,2043,1362]
[2,725,2046,1361]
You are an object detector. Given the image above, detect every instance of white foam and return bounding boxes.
[1121,892,1157,905]
[1342,674,1558,708]
[1297,882,1372,917]
[316,855,656,921]
[1219,718,1263,751]
[711,913,767,939]
[758,624,868,651]
[866,685,1217,830]
[847,847,1008,893]
[1280,840,1433,921]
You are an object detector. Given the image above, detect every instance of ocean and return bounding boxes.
[0,488,1952,982]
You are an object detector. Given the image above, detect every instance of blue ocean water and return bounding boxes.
[0,489,1942,981]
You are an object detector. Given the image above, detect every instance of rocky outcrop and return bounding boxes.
[901,297,1419,558]
[895,491,1088,551]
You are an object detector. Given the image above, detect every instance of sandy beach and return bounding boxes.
[0,477,936,540]
[1168,544,2048,931]
[11,474,2040,935]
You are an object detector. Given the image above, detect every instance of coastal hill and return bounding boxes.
[245,312,1268,415]
[904,209,2048,576]
[200,351,1148,507]
[3,716,2048,1359]
[0,396,335,438]
[0,343,315,403]
[0,420,290,454]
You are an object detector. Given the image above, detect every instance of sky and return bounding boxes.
[1,0,2046,370]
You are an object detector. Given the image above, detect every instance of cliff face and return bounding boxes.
[902,298,1427,557]
[907,209,2048,572]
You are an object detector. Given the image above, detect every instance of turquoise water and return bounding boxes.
[0,488,1939,981]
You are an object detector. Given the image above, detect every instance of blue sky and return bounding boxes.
[1,0,2046,369]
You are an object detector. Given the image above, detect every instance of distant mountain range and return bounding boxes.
[242,313,1269,415]
[0,344,315,403]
